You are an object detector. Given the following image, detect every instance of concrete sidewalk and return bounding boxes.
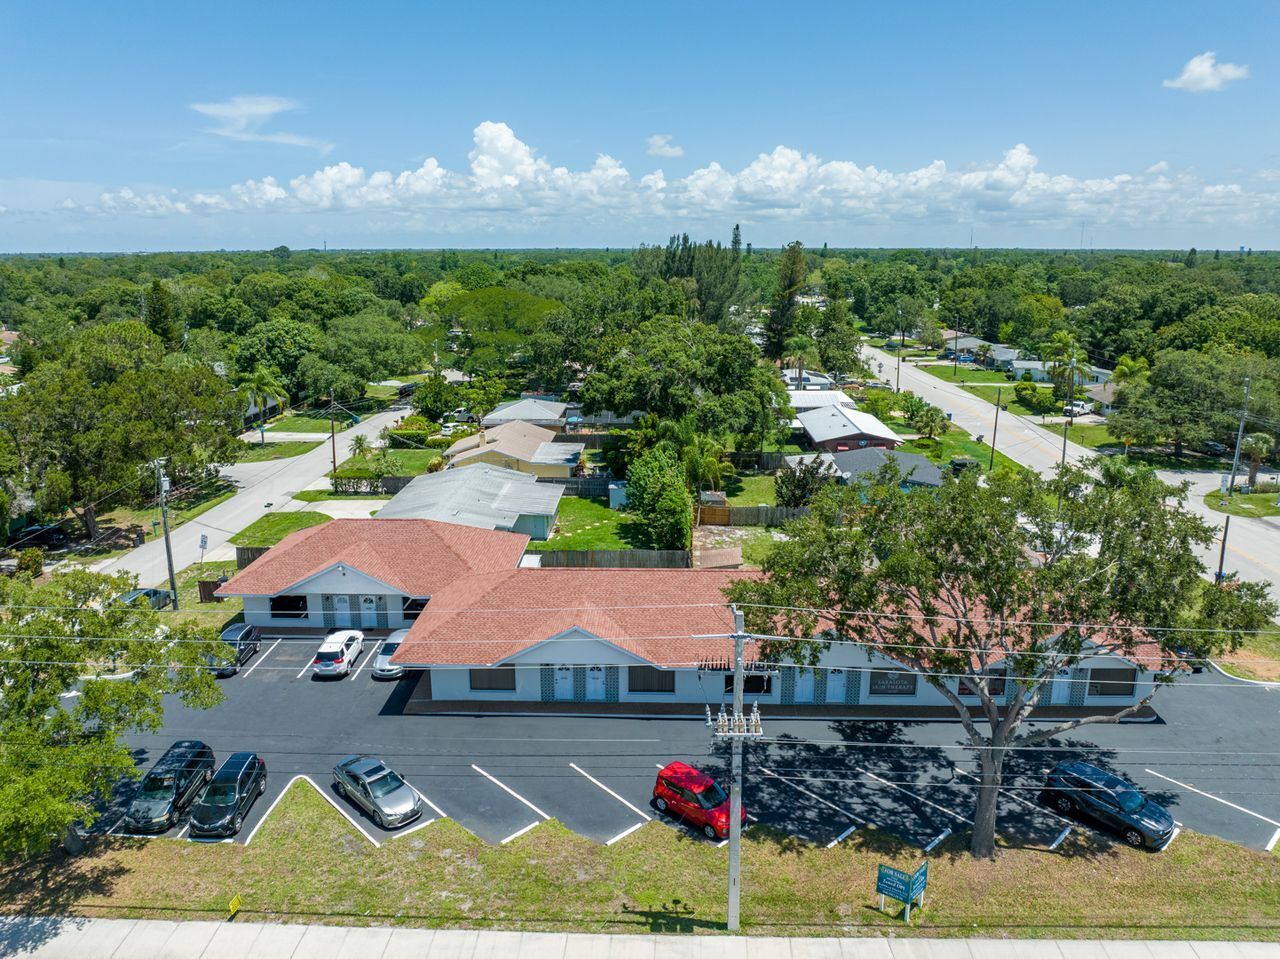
[2,917,1275,958]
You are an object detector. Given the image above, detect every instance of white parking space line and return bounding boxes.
[349,644,375,681]
[606,822,646,846]
[826,823,859,848]
[569,763,651,821]
[244,775,304,846]
[410,785,447,820]
[1144,768,1280,828]
[294,658,313,680]
[953,768,1074,828]
[386,817,437,841]
[759,766,865,824]
[303,775,381,847]
[860,768,973,825]
[471,764,550,820]
[500,822,541,844]
[60,690,81,699]
[1158,827,1182,852]
[242,637,282,678]
[1265,828,1280,853]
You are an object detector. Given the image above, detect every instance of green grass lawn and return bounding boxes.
[236,440,323,462]
[740,529,784,566]
[229,511,331,548]
[335,449,441,476]
[1202,490,1280,519]
[724,473,776,507]
[3,779,1277,938]
[1217,625,1280,683]
[961,383,1054,418]
[529,497,645,551]
[71,483,237,560]
[266,413,354,433]
[291,489,390,503]
[1065,422,1117,449]
[898,428,1025,475]
[171,560,243,627]
[921,365,1015,385]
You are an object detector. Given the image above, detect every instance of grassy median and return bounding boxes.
[2,780,1277,940]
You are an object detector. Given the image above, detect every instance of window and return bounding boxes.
[1087,667,1136,697]
[724,673,773,695]
[868,669,918,696]
[629,665,675,693]
[469,667,516,691]
[958,670,1006,697]
[402,597,428,621]
[269,595,307,619]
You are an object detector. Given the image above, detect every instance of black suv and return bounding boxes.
[14,524,68,548]
[189,752,268,838]
[208,623,261,677]
[1042,760,1175,849]
[123,740,216,833]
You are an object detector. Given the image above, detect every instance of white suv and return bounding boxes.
[311,629,365,679]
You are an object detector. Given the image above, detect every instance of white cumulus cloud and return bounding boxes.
[190,95,334,152]
[646,134,684,158]
[1163,52,1249,92]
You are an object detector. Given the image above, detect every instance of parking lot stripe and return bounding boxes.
[410,785,447,820]
[302,776,381,847]
[471,764,550,820]
[500,822,540,844]
[244,775,306,846]
[1266,828,1280,853]
[294,658,313,680]
[953,767,1073,827]
[1159,827,1182,852]
[759,766,865,824]
[569,763,652,820]
[242,637,282,678]
[349,644,375,681]
[1049,826,1072,850]
[924,827,952,852]
[860,768,973,824]
[1144,768,1280,828]
[606,822,646,846]
[826,824,859,849]
[386,817,437,841]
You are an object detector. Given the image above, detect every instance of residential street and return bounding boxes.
[866,345,1280,596]
[93,404,408,587]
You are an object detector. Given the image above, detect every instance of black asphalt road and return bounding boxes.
[117,643,1280,854]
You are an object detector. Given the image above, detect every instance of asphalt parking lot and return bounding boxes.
[110,640,1280,855]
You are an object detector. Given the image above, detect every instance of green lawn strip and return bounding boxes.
[3,781,1277,938]
[898,430,1025,475]
[171,560,244,626]
[267,414,354,434]
[740,529,785,567]
[528,497,644,551]
[1202,490,1280,519]
[920,365,1016,385]
[229,512,331,548]
[75,484,237,559]
[236,440,323,462]
[364,383,401,400]
[1065,423,1117,450]
[291,490,391,503]
[724,473,777,507]
[960,384,1055,418]
[335,449,441,476]
[1216,626,1280,683]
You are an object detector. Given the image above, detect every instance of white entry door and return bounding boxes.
[554,666,574,700]
[793,667,816,704]
[360,595,377,628]
[586,666,606,701]
[826,669,846,705]
[332,595,352,627]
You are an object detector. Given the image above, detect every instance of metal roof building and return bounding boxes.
[376,464,563,540]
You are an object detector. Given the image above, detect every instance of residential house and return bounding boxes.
[444,421,585,478]
[796,405,899,452]
[1011,359,1112,386]
[985,345,1023,371]
[1086,381,1119,415]
[375,464,563,540]
[482,397,568,429]
[215,519,529,634]
[786,449,942,489]
[564,404,640,430]
[785,389,857,412]
[781,367,837,391]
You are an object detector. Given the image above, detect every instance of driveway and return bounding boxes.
[92,403,407,587]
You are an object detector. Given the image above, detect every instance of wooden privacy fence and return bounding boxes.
[534,549,691,568]
[236,546,270,569]
[698,505,810,527]
[536,476,612,498]
[727,451,788,471]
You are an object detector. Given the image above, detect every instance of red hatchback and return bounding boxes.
[653,761,745,840]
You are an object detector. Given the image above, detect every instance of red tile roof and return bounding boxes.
[215,519,529,597]
[393,568,754,668]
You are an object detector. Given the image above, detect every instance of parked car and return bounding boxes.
[1041,761,1175,849]
[116,587,176,610]
[653,761,745,840]
[332,755,422,829]
[13,523,68,548]
[1063,400,1091,418]
[1200,440,1228,456]
[439,423,457,437]
[447,406,477,424]
[208,623,261,677]
[371,628,408,680]
[948,456,981,475]
[189,752,268,838]
[123,740,216,833]
[311,629,365,679]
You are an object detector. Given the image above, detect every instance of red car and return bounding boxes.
[653,761,745,840]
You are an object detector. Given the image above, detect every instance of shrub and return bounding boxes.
[650,484,693,550]
[330,468,381,494]
[385,429,441,450]
[16,547,43,579]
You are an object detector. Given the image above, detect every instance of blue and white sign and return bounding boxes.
[877,861,928,920]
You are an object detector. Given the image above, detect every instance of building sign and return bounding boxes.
[877,861,927,920]
[868,669,918,696]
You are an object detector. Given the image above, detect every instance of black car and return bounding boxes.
[209,623,261,677]
[1042,761,1175,849]
[117,587,176,610]
[189,752,268,838]
[14,524,68,548]
[123,740,216,833]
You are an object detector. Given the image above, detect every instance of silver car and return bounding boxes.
[311,629,364,679]
[371,629,409,680]
[332,755,422,829]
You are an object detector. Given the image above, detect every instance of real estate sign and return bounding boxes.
[876,861,928,920]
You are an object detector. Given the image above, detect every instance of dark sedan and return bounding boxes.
[189,752,268,838]
[1042,760,1175,849]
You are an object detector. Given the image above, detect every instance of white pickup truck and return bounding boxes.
[1062,400,1092,417]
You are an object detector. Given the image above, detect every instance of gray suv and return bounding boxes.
[123,740,216,833]
[332,755,422,829]
[1043,761,1175,849]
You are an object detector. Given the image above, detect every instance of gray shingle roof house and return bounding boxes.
[784,449,943,489]
[482,397,569,428]
[376,464,563,540]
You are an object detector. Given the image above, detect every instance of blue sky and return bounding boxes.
[1,1,1277,251]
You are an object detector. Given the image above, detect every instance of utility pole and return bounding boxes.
[1059,357,1076,471]
[952,324,960,378]
[155,460,180,610]
[988,387,1002,471]
[709,606,763,932]
[329,399,338,476]
[1226,378,1251,498]
[1216,515,1231,585]
[895,310,905,393]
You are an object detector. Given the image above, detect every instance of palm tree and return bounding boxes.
[1040,331,1090,401]
[782,334,821,386]
[914,405,952,442]
[1111,354,1150,386]
[349,434,371,460]
[1240,432,1274,487]
[238,365,287,446]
